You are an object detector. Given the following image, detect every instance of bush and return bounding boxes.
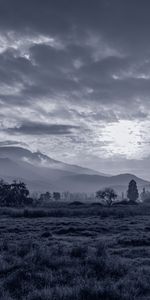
[69,201,84,206]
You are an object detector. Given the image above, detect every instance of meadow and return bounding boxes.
[0,202,150,299]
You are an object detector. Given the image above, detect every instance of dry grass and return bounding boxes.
[0,203,150,299]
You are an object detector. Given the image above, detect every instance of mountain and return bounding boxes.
[0,146,106,176]
[58,173,150,194]
[0,146,149,194]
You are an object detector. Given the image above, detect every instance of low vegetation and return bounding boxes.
[0,203,150,299]
[0,178,150,299]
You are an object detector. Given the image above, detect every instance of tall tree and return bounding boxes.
[127,180,139,202]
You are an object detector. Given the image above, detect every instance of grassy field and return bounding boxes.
[0,202,150,299]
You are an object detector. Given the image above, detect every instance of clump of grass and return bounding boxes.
[69,201,84,206]
[95,241,108,257]
[16,240,34,258]
[0,239,9,251]
[70,244,88,258]
[118,236,150,247]
[41,231,52,238]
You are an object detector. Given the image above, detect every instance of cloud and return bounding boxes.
[5,122,79,135]
[0,0,150,176]
[0,140,27,147]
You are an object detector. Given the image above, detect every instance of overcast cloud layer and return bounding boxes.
[1,0,150,178]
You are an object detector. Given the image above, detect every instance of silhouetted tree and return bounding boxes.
[53,192,61,201]
[96,187,117,206]
[0,180,30,207]
[0,180,10,206]
[9,181,29,206]
[127,180,139,203]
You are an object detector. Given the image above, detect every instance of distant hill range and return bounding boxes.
[0,146,149,194]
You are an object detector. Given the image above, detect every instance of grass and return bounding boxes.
[0,202,150,299]
[0,202,150,219]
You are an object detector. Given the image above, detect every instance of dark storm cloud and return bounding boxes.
[0,0,149,40]
[0,43,80,105]
[6,122,79,135]
[0,0,149,109]
[0,140,27,147]
[0,44,148,113]
[30,44,69,68]
[0,0,72,36]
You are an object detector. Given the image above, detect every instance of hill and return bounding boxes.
[0,146,149,194]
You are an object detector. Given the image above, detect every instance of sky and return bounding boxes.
[1,0,150,178]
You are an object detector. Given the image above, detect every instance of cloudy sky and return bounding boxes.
[1,0,150,178]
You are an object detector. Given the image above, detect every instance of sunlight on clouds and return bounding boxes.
[0,31,64,57]
[0,83,23,96]
[102,120,143,158]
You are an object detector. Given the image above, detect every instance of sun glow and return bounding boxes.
[103,120,142,158]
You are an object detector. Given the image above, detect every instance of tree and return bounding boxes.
[53,192,61,201]
[8,181,29,206]
[0,180,30,207]
[0,180,10,206]
[140,188,150,203]
[39,192,52,202]
[140,188,146,202]
[96,187,117,206]
[127,180,139,203]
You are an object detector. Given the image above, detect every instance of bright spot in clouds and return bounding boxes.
[103,120,142,158]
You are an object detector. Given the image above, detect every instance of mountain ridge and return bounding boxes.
[0,146,107,176]
[0,146,149,194]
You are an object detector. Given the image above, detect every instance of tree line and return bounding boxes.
[0,180,62,207]
[0,178,146,207]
